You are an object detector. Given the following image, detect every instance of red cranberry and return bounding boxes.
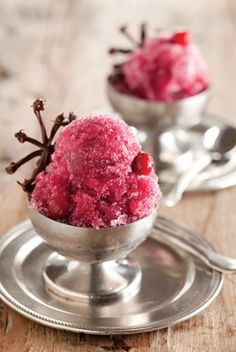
[170,31,190,46]
[48,190,70,218]
[132,152,154,175]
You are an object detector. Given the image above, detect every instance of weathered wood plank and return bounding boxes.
[0,0,235,350]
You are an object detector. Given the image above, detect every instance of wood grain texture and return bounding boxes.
[0,0,236,351]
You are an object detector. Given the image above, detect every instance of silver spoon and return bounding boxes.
[157,216,236,274]
[162,126,236,207]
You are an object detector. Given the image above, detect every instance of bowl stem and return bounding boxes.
[43,253,142,301]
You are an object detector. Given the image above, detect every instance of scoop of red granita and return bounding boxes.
[109,30,209,102]
[30,115,161,228]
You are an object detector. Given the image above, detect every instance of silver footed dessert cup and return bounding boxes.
[28,206,157,301]
[107,81,210,129]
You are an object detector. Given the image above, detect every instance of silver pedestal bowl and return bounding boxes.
[28,207,157,301]
[107,81,210,129]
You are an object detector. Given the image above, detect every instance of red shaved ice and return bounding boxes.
[30,115,161,228]
[109,30,209,102]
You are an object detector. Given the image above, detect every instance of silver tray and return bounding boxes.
[0,218,223,334]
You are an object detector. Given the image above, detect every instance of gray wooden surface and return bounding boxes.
[0,0,235,351]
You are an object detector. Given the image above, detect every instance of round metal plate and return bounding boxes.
[0,219,223,334]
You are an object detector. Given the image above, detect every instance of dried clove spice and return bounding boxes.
[5,99,76,192]
[108,23,147,57]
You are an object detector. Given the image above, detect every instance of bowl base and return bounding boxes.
[43,253,142,301]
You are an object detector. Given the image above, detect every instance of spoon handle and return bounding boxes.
[162,152,211,207]
[194,154,236,183]
[157,217,236,273]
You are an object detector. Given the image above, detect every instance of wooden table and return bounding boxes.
[0,0,235,350]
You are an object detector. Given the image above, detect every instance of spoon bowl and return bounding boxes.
[203,125,236,161]
[155,128,196,173]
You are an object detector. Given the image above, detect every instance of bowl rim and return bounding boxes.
[28,205,158,232]
[107,79,210,106]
